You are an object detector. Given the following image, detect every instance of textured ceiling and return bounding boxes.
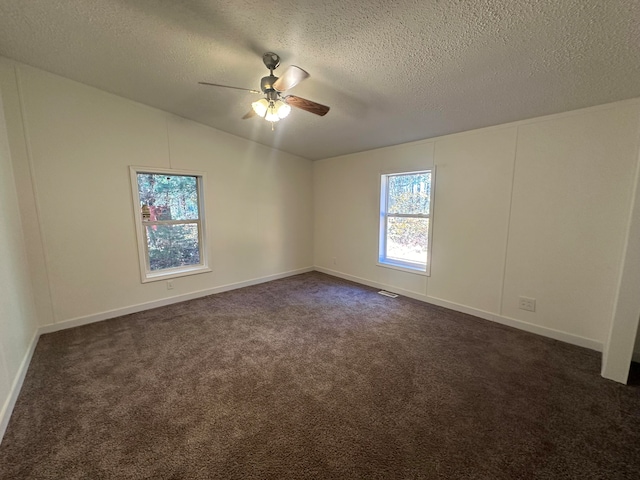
[0,0,638,160]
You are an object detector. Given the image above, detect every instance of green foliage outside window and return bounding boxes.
[137,173,201,271]
[387,173,431,256]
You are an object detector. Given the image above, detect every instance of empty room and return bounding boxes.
[1,1,640,478]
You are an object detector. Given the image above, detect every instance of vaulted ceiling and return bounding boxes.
[0,0,638,160]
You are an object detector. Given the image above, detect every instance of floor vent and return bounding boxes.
[378,290,398,298]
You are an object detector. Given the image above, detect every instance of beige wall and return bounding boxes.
[314,100,640,350]
[0,60,314,326]
[429,128,516,314]
[502,107,640,342]
[0,68,38,435]
[601,149,640,381]
[314,141,434,297]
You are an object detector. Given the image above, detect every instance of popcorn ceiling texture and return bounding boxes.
[0,0,638,160]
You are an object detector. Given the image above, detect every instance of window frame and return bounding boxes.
[378,168,435,276]
[129,166,211,283]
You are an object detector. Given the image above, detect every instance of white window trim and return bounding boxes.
[129,166,211,283]
[378,167,435,276]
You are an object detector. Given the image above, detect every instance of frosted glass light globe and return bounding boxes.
[251,98,269,117]
[265,102,281,122]
[275,100,291,119]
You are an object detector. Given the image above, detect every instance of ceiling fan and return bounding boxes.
[199,52,330,127]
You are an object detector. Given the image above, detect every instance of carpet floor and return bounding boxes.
[1,272,639,479]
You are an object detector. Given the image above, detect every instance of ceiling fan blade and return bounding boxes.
[284,95,330,116]
[273,66,310,92]
[198,82,261,94]
[242,109,257,120]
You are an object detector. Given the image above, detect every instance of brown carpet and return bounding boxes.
[1,272,639,479]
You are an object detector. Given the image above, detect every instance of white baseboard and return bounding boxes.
[314,266,603,352]
[427,295,602,352]
[0,330,39,445]
[39,267,314,334]
[313,266,431,302]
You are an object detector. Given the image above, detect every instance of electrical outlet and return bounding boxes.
[166,280,174,290]
[332,257,337,265]
[518,296,536,312]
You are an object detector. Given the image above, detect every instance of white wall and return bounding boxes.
[0,59,313,327]
[602,145,640,379]
[315,100,640,351]
[314,141,434,297]
[0,68,39,438]
[429,128,516,314]
[0,62,53,328]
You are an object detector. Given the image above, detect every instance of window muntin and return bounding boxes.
[379,170,433,274]
[130,167,209,282]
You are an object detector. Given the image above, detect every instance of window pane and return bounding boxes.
[387,172,431,215]
[137,173,199,221]
[386,217,429,265]
[146,223,200,271]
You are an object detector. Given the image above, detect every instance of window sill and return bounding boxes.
[377,261,429,276]
[142,265,212,283]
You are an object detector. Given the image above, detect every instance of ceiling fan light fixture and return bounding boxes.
[265,101,281,122]
[275,100,291,119]
[263,100,291,122]
[251,98,269,117]
[253,99,289,122]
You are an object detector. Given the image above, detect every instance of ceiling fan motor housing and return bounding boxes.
[261,75,278,93]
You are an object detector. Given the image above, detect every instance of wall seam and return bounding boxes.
[14,65,57,324]
[498,126,520,316]
[428,142,441,297]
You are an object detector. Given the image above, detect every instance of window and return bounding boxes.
[379,170,434,275]
[130,167,210,282]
